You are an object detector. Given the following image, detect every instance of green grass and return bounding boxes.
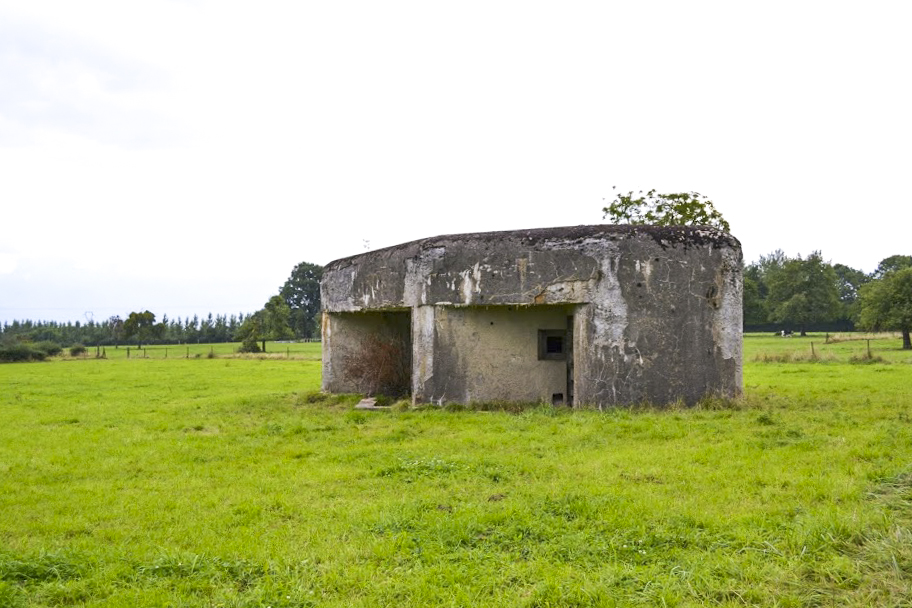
[1,336,911,606]
[63,341,323,361]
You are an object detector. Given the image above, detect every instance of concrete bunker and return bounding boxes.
[321,224,742,407]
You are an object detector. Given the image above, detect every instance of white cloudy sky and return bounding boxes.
[1,0,910,324]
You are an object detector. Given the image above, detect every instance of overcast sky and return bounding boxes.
[2,0,910,324]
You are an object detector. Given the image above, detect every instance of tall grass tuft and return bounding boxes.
[849,352,889,364]
[753,350,835,363]
[0,551,83,583]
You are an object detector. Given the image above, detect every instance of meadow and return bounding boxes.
[1,335,910,607]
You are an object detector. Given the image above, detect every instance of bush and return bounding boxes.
[32,341,63,357]
[69,344,87,357]
[238,333,261,353]
[0,343,47,363]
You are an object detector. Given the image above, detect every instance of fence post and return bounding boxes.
[867,339,872,358]
[810,342,815,358]
[127,347,130,359]
[165,348,168,359]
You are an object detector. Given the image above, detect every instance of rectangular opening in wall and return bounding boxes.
[334,310,412,397]
[538,329,566,360]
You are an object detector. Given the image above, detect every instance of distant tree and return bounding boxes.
[280,262,324,339]
[742,250,790,327]
[756,250,787,279]
[742,276,766,325]
[186,315,200,343]
[108,315,124,347]
[832,263,871,323]
[766,252,840,336]
[236,296,294,352]
[214,314,229,342]
[170,317,185,343]
[228,314,239,337]
[263,295,294,341]
[858,267,912,349]
[873,255,912,280]
[603,188,730,232]
[200,313,214,343]
[123,311,160,348]
[237,316,262,353]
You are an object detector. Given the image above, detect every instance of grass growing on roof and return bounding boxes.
[0,335,910,606]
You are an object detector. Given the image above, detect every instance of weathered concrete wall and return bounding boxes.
[414,305,571,404]
[322,225,742,407]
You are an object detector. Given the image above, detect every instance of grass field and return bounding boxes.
[1,334,911,607]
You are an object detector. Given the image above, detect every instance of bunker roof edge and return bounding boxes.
[325,224,741,270]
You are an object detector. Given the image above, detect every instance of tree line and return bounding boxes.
[743,252,911,342]
[4,212,911,355]
[1,312,252,347]
[0,262,325,351]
